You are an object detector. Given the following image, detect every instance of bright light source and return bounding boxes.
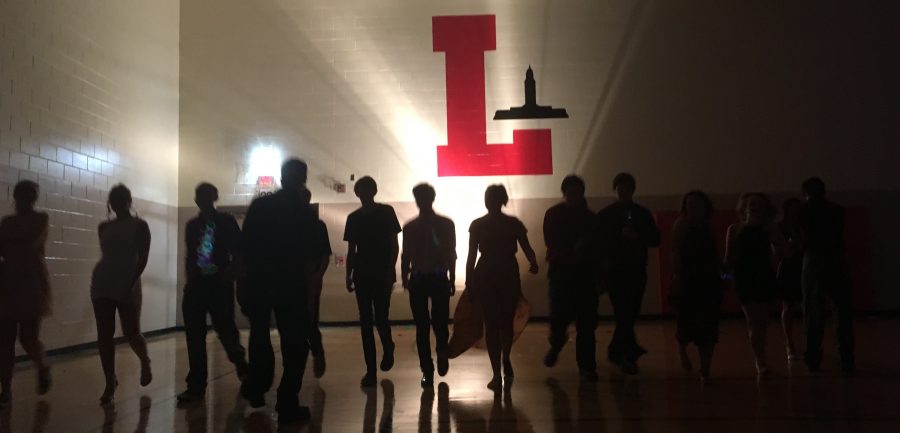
[245,144,283,185]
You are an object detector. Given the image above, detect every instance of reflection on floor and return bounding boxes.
[2,319,899,432]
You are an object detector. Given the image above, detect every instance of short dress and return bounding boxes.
[670,221,723,345]
[0,213,52,321]
[448,213,531,357]
[91,218,148,306]
[732,224,777,305]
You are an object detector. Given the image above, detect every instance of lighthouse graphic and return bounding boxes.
[494,66,569,120]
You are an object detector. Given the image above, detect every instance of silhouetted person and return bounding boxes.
[454,185,539,392]
[91,184,152,404]
[798,177,854,373]
[344,176,400,387]
[777,198,804,362]
[177,183,249,403]
[401,183,456,388]
[542,175,599,381]
[301,188,332,379]
[239,159,316,424]
[669,191,722,382]
[0,180,52,406]
[594,173,660,374]
[724,193,787,378]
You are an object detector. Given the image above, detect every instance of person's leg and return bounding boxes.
[0,321,17,398]
[606,274,626,363]
[781,301,798,361]
[623,272,648,362]
[92,299,119,400]
[241,292,274,405]
[408,276,434,376]
[354,287,378,377]
[372,280,394,370]
[742,302,769,375]
[499,305,515,380]
[802,255,827,371]
[182,279,210,393]
[829,267,855,371]
[208,278,248,377]
[273,286,310,420]
[547,268,575,367]
[483,315,502,390]
[17,319,50,393]
[307,282,324,358]
[118,300,152,386]
[431,276,451,376]
[573,271,599,374]
[698,343,715,380]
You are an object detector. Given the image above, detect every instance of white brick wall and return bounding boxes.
[0,0,180,351]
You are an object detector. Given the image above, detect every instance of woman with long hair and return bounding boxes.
[91,184,152,404]
[669,191,722,382]
[0,181,52,406]
[452,185,539,391]
[777,198,804,362]
[724,193,787,378]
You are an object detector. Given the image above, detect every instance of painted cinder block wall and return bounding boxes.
[0,0,180,351]
[178,0,899,323]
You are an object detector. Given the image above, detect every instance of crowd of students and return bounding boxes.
[0,158,854,426]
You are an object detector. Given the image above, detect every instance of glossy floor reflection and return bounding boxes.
[2,319,900,432]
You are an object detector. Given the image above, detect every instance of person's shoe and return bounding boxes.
[37,367,52,395]
[176,389,205,404]
[140,360,153,387]
[437,352,449,377]
[360,372,377,388]
[544,348,560,368]
[421,372,434,388]
[486,377,502,392]
[99,380,118,405]
[678,347,693,372]
[0,392,11,408]
[620,359,639,375]
[236,363,250,382]
[313,355,327,379]
[786,346,798,362]
[380,344,395,372]
[503,360,514,379]
[579,369,599,382]
[277,405,311,425]
[240,384,266,409]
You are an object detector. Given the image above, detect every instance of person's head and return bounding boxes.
[354,176,377,203]
[781,198,802,225]
[484,184,509,213]
[561,175,586,204]
[612,172,636,202]
[736,192,774,225]
[107,184,133,218]
[194,182,218,213]
[680,190,713,221]
[802,177,826,201]
[412,183,436,212]
[13,180,39,213]
[280,159,308,191]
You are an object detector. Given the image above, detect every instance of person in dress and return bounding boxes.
[451,185,539,392]
[724,192,787,378]
[0,181,52,407]
[91,184,152,404]
[669,191,722,382]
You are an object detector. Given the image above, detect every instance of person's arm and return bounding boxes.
[317,222,331,279]
[388,208,401,283]
[542,208,554,262]
[447,219,457,295]
[400,226,411,290]
[671,218,688,281]
[131,219,152,288]
[642,208,662,248]
[226,216,244,279]
[465,232,478,290]
[517,224,539,274]
[34,214,49,250]
[345,240,356,292]
[723,223,738,273]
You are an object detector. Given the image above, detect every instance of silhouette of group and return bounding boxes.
[0,158,855,426]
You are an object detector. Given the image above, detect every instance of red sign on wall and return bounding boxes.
[432,15,553,176]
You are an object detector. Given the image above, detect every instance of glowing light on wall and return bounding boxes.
[244,143,284,185]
